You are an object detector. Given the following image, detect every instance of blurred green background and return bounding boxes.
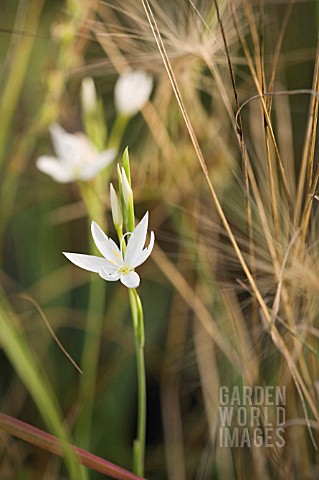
[1,1,319,479]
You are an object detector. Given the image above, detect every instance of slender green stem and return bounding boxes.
[134,338,146,476]
[115,175,146,476]
[74,271,105,480]
[129,289,146,477]
[75,276,105,442]
[107,113,130,150]
[75,184,107,478]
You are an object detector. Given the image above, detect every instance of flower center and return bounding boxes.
[71,164,82,177]
[119,265,131,275]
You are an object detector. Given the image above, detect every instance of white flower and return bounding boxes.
[114,70,153,116]
[36,124,116,183]
[63,212,155,288]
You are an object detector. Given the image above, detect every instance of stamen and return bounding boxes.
[114,264,131,275]
[120,232,134,257]
[112,248,120,259]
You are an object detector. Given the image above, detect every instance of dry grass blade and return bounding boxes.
[294,35,319,228]
[300,164,319,240]
[267,1,295,109]
[236,89,319,130]
[153,244,241,368]
[230,3,292,209]
[19,294,83,374]
[210,0,255,276]
[270,230,299,324]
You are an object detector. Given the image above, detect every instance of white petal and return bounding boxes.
[120,271,140,288]
[99,268,121,282]
[91,221,122,263]
[36,156,74,183]
[131,231,155,268]
[63,252,108,273]
[50,124,85,164]
[79,149,117,180]
[96,148,117,166]
[125,212,149,265]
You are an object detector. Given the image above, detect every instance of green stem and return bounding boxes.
[76,277,105,442]
[75,275,105,480]
[75,183,107,478]
[107,113,130,151]
[129,289,146,477]
[115,190,146,476]
[134,337,146,476]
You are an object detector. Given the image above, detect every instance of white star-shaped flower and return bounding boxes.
[36,124,116,183]
[63,212,155,288]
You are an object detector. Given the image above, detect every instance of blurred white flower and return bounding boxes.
[36,124,116,183]
[114,70,153,116]
[63,212,155,288]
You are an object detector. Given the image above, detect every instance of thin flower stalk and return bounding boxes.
[116,155,148,476]
[117,228,147,477]
[129,289,146,476]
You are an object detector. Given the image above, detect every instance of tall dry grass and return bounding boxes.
[1,1,319,479]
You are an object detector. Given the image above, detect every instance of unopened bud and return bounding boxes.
[121,167,133,205]
[81,77,97,114]
[110,183,122,228]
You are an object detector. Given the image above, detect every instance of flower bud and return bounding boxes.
[81,77,97,114]
[110,183,123,228]
[121,167,133,205]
